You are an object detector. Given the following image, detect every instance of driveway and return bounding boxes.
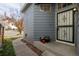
[4,30,23,38]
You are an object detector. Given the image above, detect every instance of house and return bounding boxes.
[21,3,79,55]
[21,3,55,41]
[2,16,17,30]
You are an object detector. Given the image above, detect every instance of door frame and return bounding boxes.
[57,8,75,43]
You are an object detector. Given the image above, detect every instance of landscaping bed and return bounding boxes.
[21,39,43,56]
[0,37,18,56]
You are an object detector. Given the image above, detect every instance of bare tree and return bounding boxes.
[15,18,24,34]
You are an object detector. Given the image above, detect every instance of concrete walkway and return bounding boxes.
[12,38,38,56]
[12,37,75,56]
[33,41,76,56]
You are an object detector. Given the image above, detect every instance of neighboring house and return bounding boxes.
[0,15,5,26]
[2,16,17,30]
[21,3,79,55]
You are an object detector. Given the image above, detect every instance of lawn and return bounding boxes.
[0,37,18,56]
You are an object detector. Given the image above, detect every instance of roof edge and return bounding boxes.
[21,3,32,13]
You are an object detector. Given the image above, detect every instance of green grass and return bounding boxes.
[0,37,18,56]
[0,49,3,56]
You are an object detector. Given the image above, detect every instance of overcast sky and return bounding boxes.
[0,3,21,19]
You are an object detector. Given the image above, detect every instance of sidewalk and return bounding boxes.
[12,38,38,56]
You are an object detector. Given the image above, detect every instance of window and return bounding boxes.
[58,3,72,10]
[62,3,72,7]
[39,4,51,12]
[58,4,62,10]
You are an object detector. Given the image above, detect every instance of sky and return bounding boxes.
[0,3,21,19]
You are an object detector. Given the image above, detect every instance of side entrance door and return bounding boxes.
[57,10,74,43]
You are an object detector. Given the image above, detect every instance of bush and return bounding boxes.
[0,38,16,56]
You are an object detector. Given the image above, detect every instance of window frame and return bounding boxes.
[57,3,72,10]
[38,4,52,13]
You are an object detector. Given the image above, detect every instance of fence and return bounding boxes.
[0,24,4,48]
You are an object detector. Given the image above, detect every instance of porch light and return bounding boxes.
[73,8,77,11]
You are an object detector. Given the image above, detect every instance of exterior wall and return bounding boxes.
[22,3,79,55]
[23,4,34,40]
[75,4,79,55]
[55,4,77,43]
[55,4,78,55]
[23,4,56,41]
[33,4,56,41]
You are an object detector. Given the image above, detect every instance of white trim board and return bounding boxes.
[56,40,75,46]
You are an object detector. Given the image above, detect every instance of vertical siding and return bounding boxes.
[23,4,34,40]
[33,4,55,41]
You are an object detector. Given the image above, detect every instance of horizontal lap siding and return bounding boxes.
[33,4,55,41]
[24,4,34,40]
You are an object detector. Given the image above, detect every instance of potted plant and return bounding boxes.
[40,36,50,43]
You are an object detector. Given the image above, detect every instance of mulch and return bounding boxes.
[21,39,43,56]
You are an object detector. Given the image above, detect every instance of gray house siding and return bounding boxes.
[75,11,79,55]
[21,3,79,55]
[23,3,77,43]
[23,4,34,40]
[33,4,55,41]
[75,4,79,55]
[23,4,56,41]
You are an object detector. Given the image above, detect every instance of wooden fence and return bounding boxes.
[0,24,4,48]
